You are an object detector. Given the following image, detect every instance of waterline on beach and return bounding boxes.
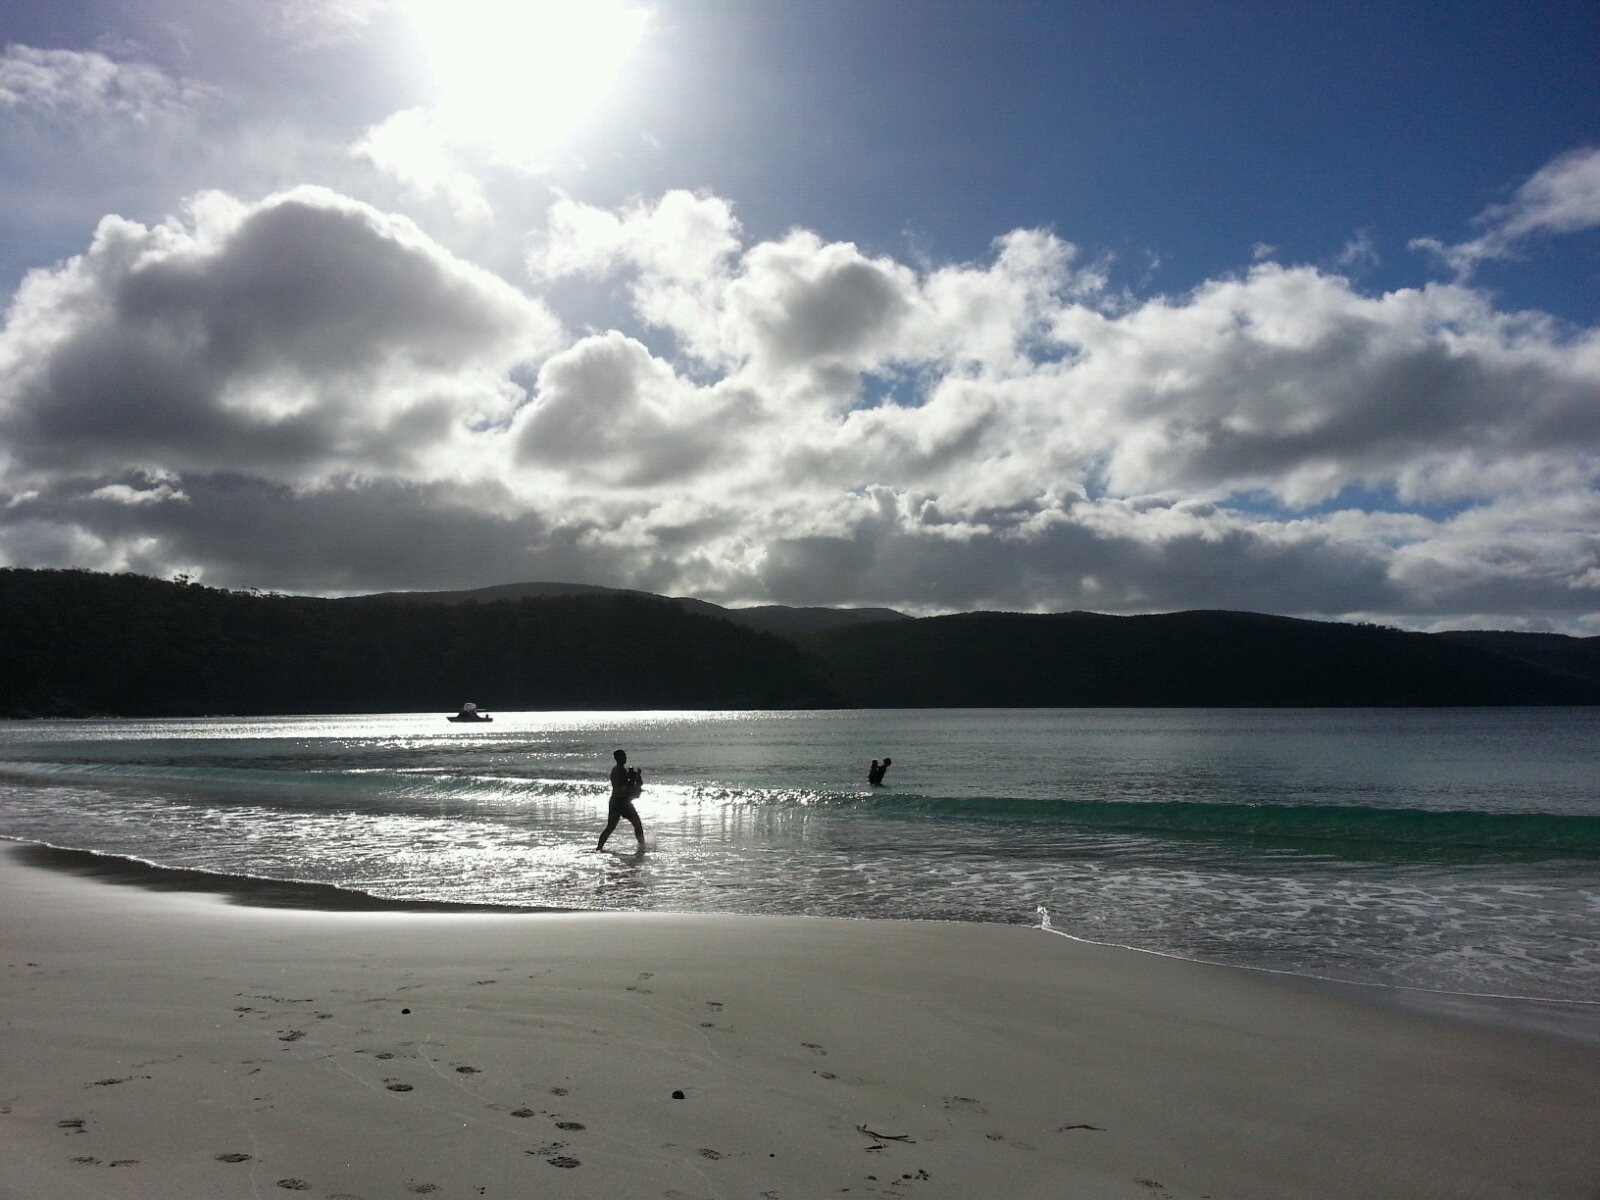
[1,707,1596,1002]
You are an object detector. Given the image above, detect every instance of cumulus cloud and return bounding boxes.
[0,186,561,485]
[1048,267,1600,505]
[1412,145,1600,277]
[0,44,205,121]
[4,176,1599,629]
[512,331,756,487]
[351,108,492,220]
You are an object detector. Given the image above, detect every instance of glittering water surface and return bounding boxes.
[2,707,1597,1001]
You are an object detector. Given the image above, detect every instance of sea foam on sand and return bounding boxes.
[1,842,1596,1200]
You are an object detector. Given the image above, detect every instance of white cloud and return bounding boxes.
[0,45,205,121]
[87,477,190,505]
[1412,145,1600,277]
[512,330,755,487]
[352,108,492,220]
[274,0,394,45]
[5,182,1600,629]
[0,186,561,486]
[529,189,741,282]
[1334,231,1379,271]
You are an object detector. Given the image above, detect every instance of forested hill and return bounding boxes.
[806,610,1600,707]
[0,569,840,717]
[2,569,1597,717]
[357,579,910,636]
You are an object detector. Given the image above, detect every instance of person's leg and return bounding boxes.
[596,804,623,849]
[622,801,644,843]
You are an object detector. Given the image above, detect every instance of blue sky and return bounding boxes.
[1,1,1597,629]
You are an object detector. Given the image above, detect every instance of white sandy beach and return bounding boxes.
[2,842,1596,1200]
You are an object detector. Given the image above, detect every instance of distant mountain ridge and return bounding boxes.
[2,568,1597,716]
[810,608,1600,707]
[356,580,912,637]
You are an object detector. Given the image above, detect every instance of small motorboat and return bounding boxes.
[447,702,493,723]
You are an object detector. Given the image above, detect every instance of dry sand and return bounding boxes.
[2,841,1596,1200]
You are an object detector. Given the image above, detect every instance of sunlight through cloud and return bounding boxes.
[405,0,649,165]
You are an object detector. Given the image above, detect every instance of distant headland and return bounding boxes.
[2,568,1597,717]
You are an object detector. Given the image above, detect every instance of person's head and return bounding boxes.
[614,748,627,764]
[870,759,879,767]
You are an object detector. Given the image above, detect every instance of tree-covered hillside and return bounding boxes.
[804,609,1600,707]
[2,569,1597,716]
[0,569,840,716]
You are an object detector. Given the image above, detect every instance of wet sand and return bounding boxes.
[2,841,1596,1199]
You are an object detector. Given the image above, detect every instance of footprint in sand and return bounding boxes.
[72,1156,100,1165]
[108,1160,139,1167]
[454,1065,480,1074]
[510,1108,537,1118]
[705,1001,723,1010]
[550,1087,569,1096]
[627,985,654,993]
[943,1096,987,1113]
[638,971,654,980]
[276,1179,311,1190]
[374,1052,397,1060]
[385,1080,414,1092]
[215,1153,253,1163]
[278,1030,306,1042]
[547,1156,580,1168]
[801,1042,827,1056]
[409,1184,442,1193]
[555,1121,586,1131]
[56,1118,85,1131]
[698,1148,725,1160]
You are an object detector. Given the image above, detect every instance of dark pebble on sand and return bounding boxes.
[401,1008,411,1014]
[672,1090,685,1099]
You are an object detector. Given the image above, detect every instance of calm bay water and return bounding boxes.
[1,707,1597,1002]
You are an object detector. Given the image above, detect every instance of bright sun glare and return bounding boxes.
[406,0,650,162]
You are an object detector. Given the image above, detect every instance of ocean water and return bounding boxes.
[1,707,1597,1004]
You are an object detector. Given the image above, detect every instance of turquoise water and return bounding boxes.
[1,707,1597,1002]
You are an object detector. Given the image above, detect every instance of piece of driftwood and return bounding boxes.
[856,1123,915,1143]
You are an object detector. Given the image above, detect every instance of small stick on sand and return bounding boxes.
[856,1124,914,1143]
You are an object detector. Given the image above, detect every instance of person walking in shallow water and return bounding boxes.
[868,756,892,786]
[597,748,645,851]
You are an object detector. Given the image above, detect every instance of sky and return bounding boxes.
[1,1,1597,631]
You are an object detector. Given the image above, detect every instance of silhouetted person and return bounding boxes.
[868,756,892,786]
[597,748,645,850]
